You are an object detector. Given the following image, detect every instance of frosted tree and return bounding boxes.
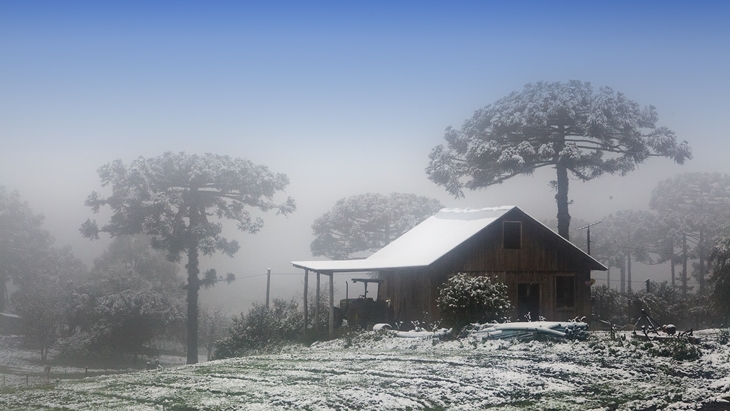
[709,237,730,323]
[649,172,730,295]
[0,187,54,311]
[61,235,184,364]
[310,192,442,259]
[591,210,655,294]
[427,81,691,240]
[199,306,230,361]
[81,152,295,364]
[639,214,685,289]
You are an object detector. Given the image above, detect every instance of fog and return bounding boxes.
[1,2,729,315]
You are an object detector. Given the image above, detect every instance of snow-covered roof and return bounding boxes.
[292,206,513,272]
[292,206,607,273]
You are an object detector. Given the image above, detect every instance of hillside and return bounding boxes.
[1,330,729,410]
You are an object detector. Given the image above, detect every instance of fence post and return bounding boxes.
[266,268,271,308]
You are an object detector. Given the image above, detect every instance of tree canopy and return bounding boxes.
[81,152,295,363]
[649,172,730,295]
[427,81,691,239]
[60,235,184,365]
[310,192,442,259]
[0,187,54,311]
[591,210,655,294]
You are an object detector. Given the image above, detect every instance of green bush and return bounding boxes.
[214,298,303,359]
[436,273,511,329]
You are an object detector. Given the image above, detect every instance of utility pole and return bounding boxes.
[265,268,271,308]
[578,220,603,255]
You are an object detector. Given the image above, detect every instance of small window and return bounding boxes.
[556,276,575,308]
[503,221,521,249]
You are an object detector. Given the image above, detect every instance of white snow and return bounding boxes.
[1,329,729,410]
[291,206,606,273]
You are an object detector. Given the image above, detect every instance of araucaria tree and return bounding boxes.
[592,209,655,294]
[649,172,730,295]
[311,192,442,259]
[81,152,296,364]
[426,81,691,239]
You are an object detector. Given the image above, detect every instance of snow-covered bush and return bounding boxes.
[591,284,627,325]
[633,336,702,361]
[57,288,184,366]
[633,281,691,327]
[436,273,511,329]
[214,298,303,359]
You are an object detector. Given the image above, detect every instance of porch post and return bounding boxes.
[328,272,334,338]
[303,269,309,336]
[315,272,320,335]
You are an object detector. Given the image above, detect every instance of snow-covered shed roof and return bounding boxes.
[291,206,606,273]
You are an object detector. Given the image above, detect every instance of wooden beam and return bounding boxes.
[303,269,309,337]
[328,272,334,338]
[315,272,320,335]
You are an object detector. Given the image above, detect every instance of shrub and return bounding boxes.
[591,284,627,325]
[633,281,690,328]
[214,298,303,359]
[641,337,702,361]
[436,273,511,329]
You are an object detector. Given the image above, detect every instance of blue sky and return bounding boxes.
[1,1,729,310]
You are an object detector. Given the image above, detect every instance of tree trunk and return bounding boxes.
[0,276,7,312]
[186,243,200,364]
[698,228,705,294]
[682,233,688,296]
[555,162,571,240]
[186,199,201,365]
[626,252,632,294]
[619,259,626,295]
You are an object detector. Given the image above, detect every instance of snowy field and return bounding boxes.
[1,330,730,410]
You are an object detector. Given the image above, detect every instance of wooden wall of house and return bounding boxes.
[379,268,438,324]
[378,209,598,324]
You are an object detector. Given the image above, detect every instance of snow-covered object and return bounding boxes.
[394,329,452,339]
[469,321,589,340]
[373,323,452,339]
[292,207,605,272]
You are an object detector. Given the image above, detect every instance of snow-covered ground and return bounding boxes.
[1,330,729,410]
[0,335,192,389]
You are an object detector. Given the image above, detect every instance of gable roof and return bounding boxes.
[291,206,607,272]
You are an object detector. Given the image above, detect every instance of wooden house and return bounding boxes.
[292,206,606,331]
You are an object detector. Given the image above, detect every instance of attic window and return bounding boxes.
[503,221,521,249]
[556,275,575,308]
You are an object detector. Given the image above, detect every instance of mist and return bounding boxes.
[1,1,729,315]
